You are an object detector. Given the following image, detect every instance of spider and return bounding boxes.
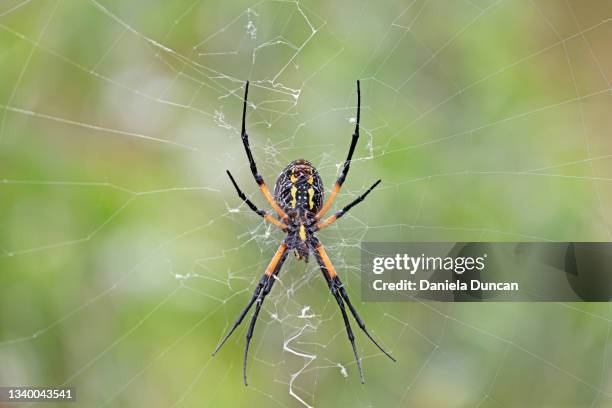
[213,80,395,385]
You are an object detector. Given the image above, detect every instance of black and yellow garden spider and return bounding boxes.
[213,81,395,385]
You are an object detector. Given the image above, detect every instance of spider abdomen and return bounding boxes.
[273,159,324,217]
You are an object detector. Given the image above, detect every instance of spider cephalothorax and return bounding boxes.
[214,81,395,386]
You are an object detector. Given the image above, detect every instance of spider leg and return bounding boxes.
[336,280,396,362]
[311,240,364,383]
[329,279,365,383]
[312,240,395,380]
[239,81,289,222]
[226,170,288,230]
[212,243,288,386]
[316,80,361,219]
[316,179,381,231]
[212,278,262,356]
[243,246,288,386]
[243,290,266,386]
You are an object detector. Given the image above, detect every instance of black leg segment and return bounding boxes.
[212,242,289,386]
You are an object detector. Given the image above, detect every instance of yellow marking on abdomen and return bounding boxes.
[290,175,298,183]
[299,225,306,241]
[307,187,314,209]
[307,177,314,184]
[291,186,297,208]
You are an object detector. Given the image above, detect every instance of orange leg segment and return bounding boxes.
[260,183,288,221]
[315,243,337,278]
[265,243,287,276]
[316,182,340,219]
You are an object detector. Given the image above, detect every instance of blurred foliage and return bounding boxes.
[1,0,611,406]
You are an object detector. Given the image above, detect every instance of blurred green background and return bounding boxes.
[1,0,611,406]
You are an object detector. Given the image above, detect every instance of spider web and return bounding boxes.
[1,0,611,406]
